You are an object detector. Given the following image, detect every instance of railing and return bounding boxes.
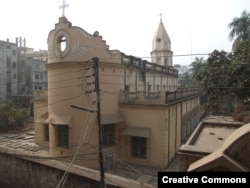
[120,91,164,104]
[121,54,178,76]
[120,89,200,104]
[123,91,138,102]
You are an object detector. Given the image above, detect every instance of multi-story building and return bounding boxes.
[0,39,18,99]
[0,37,47,103]
[25,57,47,94]
[174,64,192,87]
[27,49,48,62]
[34,16,200,172]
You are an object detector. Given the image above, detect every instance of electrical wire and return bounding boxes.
[56,101,96,186]
[56,113,96,188]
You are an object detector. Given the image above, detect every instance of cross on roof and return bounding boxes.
[59,0,69,17]
[159,13,163,21]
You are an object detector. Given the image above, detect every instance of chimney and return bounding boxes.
[19,36,22,47]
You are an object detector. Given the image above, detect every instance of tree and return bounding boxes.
[228,10,250,51]
[228,10,250,104]
[190,56,206,86]
[229,39,250,103]
[0,99,28,132]
[200,50,234,113]
[181,71,193,88]
[195,11,250,114]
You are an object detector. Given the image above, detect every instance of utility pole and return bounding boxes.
[92,57,105,188]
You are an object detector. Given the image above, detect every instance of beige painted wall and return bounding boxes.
[120,106,165,168]
[176,103,182,149]
[45,62,124,169]
[121,68,178,93]
[34,99,48,146]
[119,97,200,169]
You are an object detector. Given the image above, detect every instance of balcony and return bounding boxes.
[121,54,178,77]
[120,89,200,105]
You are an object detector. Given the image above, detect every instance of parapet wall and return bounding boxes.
[0,149,153,188]
[0,152,103,188]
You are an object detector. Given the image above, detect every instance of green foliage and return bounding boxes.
[190,57,206,86]
[181,72,193,88]
[228,10,250,51]
[229,39,250,102]
[200,50,234,113]
[186,10,250,114]
[0,99,28,132]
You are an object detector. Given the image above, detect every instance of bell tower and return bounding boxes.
[151,14,173,66]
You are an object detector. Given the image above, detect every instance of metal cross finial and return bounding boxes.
[59,0,69,17]
[159,13,163,22]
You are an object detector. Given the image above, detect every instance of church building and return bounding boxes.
[34,12,200,172]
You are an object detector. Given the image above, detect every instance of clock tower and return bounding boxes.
[151,16,173,66]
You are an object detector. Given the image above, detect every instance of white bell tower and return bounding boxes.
[151,14,173,66]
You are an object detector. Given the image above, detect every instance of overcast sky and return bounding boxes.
[0,0,249,65]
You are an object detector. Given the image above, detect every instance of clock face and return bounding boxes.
[53,29,71,58]
[157,37,161,42]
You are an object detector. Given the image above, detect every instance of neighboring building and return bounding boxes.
[174,64,191,77]
[0,39,19,99]
[27,49,48,62]
[34,16,200,174]
[0,37,47,102]
[27,57,48,93]
[178,115,247,171]
[174,64,192,87]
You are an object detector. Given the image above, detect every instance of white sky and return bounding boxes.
[0,0,249,65]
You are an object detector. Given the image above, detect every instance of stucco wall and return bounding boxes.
[120,105,182,168]
[120,96,200,169]
[0,152,111,188]
[34,99,48,146]
[120,107,166,168]
[176,103,182,150]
